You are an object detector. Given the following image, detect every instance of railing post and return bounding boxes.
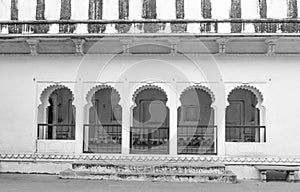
[83,125,89,152]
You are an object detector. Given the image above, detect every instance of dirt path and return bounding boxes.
[1,173,300,192]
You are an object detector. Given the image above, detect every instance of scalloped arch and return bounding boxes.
[228,85,264,104]
[180,85,216,103]
[40,84,74,103]
[132,85,168,103]
[86,85,121,104]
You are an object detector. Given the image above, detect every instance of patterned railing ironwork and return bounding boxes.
[83,124,122,153]
[37,124,75,140]
[225,125,266,142]
[130,126,169,154]
[177,125,217,155]
[1,19,300,35]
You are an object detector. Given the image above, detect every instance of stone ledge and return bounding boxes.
[59,170,237,183]
[0,36,300,55]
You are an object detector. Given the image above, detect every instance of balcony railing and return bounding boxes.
[1,19,300,35]
[37,124,75,140]
[225,125,266,143]
[177,125,217,155]
[130,126,169,154]
[83,124,122,153]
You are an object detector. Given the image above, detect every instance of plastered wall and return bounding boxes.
[0,54,300,157]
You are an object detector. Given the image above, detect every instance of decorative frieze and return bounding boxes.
[1,153,300,165]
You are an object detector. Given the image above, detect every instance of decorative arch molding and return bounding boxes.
[132,84,168,104]
[227,85,264,106]
[83,84,121,125]
[179,85,216,105]
[226,84,266,127]
[37,84,75,124]
[39,84,74,107]
[85,85,121,106]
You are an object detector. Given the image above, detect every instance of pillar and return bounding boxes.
[215,83,227,156]
[74,80,84,154]
[121,79,130,154]
[168,81,178,156]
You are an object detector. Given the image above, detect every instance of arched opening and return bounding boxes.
[38,87,75,140]
[226,87,266,142]
[131,86,169,154]
[84,87,122,153]
[177,87,217,155]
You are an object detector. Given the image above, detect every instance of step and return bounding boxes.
[59,161,237,183]
[60,168,236,183]
[71,161,226,175]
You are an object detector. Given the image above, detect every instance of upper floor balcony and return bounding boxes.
[0,0,300,37]
[1,18,300,37]
[1,0,300,55]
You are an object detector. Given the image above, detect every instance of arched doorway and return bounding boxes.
[38,87,75,140]
[226,87,265,142]
[177,86,216,154]
[84,87,122,153]
[131,86,170,154]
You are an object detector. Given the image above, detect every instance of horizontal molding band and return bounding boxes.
[1,153,300,165]
[1,19,300,25]
[2,33,300,39]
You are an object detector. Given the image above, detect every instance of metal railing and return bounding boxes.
[177,125,217,155]
[130,126,169,154]
[1,19,300,35]
[225,125,266,142]
[37,124,75,140]
[83,124,122,153]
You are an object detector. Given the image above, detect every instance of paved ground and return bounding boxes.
[1,174,300,192]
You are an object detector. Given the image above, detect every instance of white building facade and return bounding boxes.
[1,0,300,180]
